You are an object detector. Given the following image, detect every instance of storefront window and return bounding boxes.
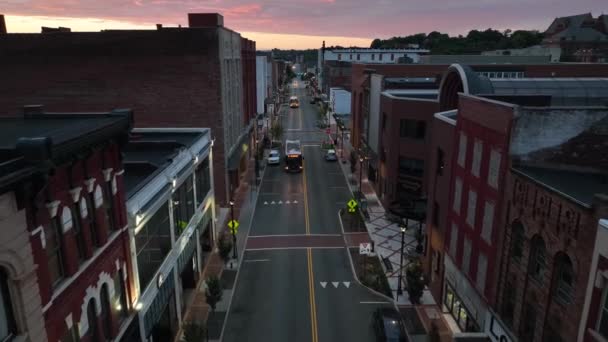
[0,270,16,341]
[444,284,479,333]
[195,159,211,207]
[136,202,171,291]
[173,176,195,238]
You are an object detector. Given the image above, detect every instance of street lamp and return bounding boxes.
[229,199,237,260]
[397,224,407,300]
[358,156,364,195]
[340,125,345,160]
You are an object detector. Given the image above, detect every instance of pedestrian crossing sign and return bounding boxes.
[228,220,239,234]
[347,199,358,213]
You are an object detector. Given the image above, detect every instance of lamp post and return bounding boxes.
[340,125,345,160]
[229,199,237,260]
[358,156,364,195]
[397,224,406,300]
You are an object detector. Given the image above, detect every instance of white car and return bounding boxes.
[267,150,280,165]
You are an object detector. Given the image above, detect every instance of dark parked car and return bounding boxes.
[372,308,408,342]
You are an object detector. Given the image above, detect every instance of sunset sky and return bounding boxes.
[2,0,606,50]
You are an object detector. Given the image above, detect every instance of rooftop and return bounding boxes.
[420,55,552,64]
[0,107,132,191]
[513,165,608,207]
[123,129,209,198]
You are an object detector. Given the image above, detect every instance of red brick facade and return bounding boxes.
[242,38,257,126]
[497,172,608,342]
[25,143,134,342]
[445,96,514,308]
[377,95,438,208]
[424,112,456,302]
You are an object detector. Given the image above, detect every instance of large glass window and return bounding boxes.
[0,270,16,341]
[399,119,426,140]
[501,278,516,326]
[86,193,99,248]
[528,236,547,283]
[444,284,479,332]
[103,183,116,232]
[554,254,574,304]
[100,285,112,339]
[71,204,86,263]
[511,221,525,262]
[599,288,608,338]
[87,300,100,342]
[136,202,172,291]
[173,176,195,237]
[521,303,537,341]
[46,217,65,287]
[457,132,467,168]
[195,159,211,207]
[398,158,424,178]
[114,271,128,322]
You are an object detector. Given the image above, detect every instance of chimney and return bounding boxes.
[0,14,6,34]
[156,24,163,30]
[188,13,224,28]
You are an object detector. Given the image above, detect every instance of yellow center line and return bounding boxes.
[307,248,318,342]
[302,151,318,342]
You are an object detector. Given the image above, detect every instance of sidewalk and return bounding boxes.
[179,155,264,341]
[336,135,435,306]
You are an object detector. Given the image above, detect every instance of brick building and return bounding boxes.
[0,13,256,206]
[543,13,608,62]
[580,219,608,341]
[434,64,608,341]
[0,107,134,342]
[377,88,438,210]
[0,119,48,342]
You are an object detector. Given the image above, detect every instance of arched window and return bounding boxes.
[87,300,100,342]
[510,221,525,262]
[528,236,547,283]
[0,270,16,341]
[554,253,574,304]
[100,284,112,339]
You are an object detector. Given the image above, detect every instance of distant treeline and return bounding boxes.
[370,29,544,54]
[270,48,318,67]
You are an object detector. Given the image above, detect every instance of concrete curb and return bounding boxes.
[338,211,396,305]
[217,161,267,342]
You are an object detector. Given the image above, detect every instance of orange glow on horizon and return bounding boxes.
[3,15,372,50]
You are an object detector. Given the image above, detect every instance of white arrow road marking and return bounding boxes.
[286,200,291,204]
[271,201,276,205]
[332,282,339,288]
[320,282,327,288]
[293,200,299,204]
[343,281,350,288]
[278,200,283,204]
[264,201,268,205]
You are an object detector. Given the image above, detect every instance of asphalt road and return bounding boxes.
[222,80,392,342]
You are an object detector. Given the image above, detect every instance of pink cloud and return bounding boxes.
[2,0,607,41]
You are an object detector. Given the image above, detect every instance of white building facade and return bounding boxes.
[256,55,268,114]
[121,128,215,342]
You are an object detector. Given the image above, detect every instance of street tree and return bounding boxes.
[205,275,223,313]
[217,233,232,264]
[405,260,425,304]
[181,322,206,342]
[271,122,284,143]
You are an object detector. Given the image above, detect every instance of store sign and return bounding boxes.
[485,313,514,342]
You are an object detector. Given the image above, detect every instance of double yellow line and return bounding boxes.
[303,158,318,342]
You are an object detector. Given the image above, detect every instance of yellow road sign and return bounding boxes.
[347,199,358,213]
[228,219,239,234]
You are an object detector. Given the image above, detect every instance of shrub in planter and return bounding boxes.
[205,275,223,312]
[217,233,233,263]
[181,323,206,342]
